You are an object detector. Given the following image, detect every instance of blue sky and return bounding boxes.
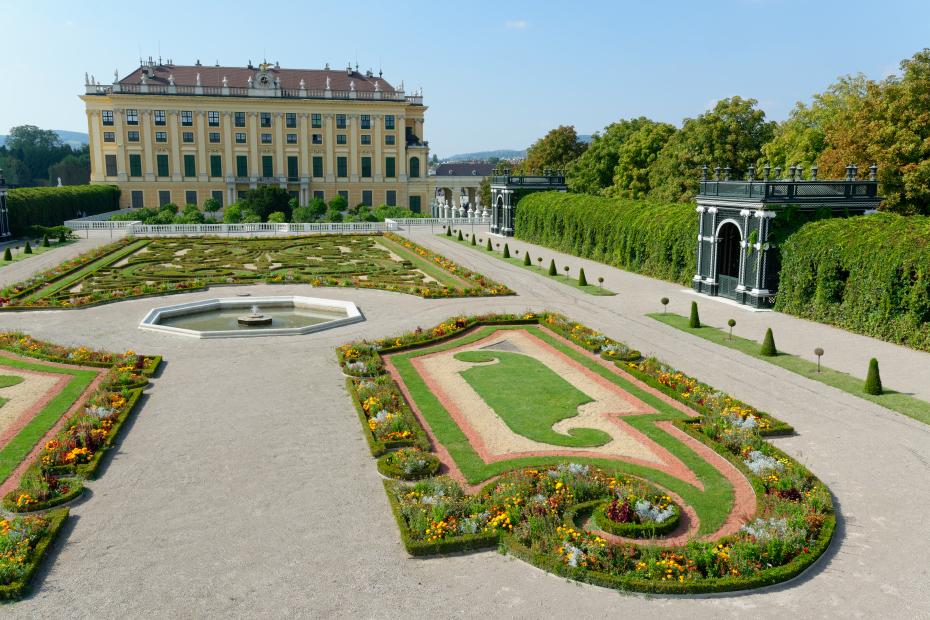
[3,0,929,157]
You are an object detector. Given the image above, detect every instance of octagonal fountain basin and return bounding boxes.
[139,296,363,338]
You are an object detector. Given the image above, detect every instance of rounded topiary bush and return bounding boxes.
[760,328,777,357]
[377,447,441,480]
[689,301,700,328]
[592,498,680,538]
[864,358,883,395]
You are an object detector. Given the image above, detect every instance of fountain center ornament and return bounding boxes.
[237,304,273,327]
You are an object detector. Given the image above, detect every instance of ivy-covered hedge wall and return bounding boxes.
[776,212,930,351]
[514,192,696,284]
[8,185,121,236]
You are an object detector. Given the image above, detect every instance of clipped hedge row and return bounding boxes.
[0,508,70,601]
[8,185,121,237]
[776,212,930,352]
[514,192,696,285]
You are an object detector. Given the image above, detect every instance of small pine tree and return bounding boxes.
[486,238,492,251]
[523,252,531,266]
[548,259,557,276]
[24,241,32,255]
[42,234,50,247]
[760,328,777,356]
[578,268,588,286]
[864,358,883,395]
[471,234,477,246]
[688,301,700,328]
[457,230,463,241]
[446,226,452,236]
[503,243,510,258]
[2,248,11,261]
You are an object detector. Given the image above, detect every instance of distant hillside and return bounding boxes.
[443,135,592,163]
[0,130,88,149]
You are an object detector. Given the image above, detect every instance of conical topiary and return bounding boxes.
[471,233,476,246]
[523,251,531,266]
[24,241,32,255]
[688,301,700,328]
[864,358,883,395]
[2,248,11,261]
[760,328,777,356]
[503,243,510,258]
[486,237,492,251]
[457,230,463,241]
[42,234,50,247]
[578,268,588,286]
[548,259,557,276]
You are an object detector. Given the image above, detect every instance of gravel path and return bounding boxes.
[0,236,115,289]
[0,228,927,618]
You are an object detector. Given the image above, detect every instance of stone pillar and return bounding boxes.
[374,113,383,180]
[196,111,208,181]
[222,112,234,178]
[168,110,181,180]
[349,113,358,181]
[397,115,407,179]
[114,108,127,181]
[141,110,155,181]
[86,110,105,183]
[274,112,285,178]
[299,113,310,178]
[324,113,335,181]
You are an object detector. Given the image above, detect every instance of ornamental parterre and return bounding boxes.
[337,312,834,594]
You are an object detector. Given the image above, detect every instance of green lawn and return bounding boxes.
[377,234,468,289]
[390,324,733,535]
[442,232,616,296]
[650,312,930,427]
[0,240,75,268]
[0,357,97,483]
[455,350,611,447]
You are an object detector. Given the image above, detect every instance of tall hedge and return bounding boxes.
[7,185,121,236]
[514,192,696,284]
[776,213,930,351]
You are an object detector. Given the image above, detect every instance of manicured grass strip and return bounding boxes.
[0,357,97,482]
[390,324,734,535]
[377,234,467,289]
[0,375,24,388]
[650,312,930,427]
[442,232,616,296]
[0,240,76,268]
[22,239,150,303]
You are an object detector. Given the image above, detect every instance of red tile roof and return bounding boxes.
[120,63,397,93]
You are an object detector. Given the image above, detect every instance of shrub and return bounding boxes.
[523,251,531,266]
[446,226,452,236]
[223,203,243,224]
[689,301,700,328]
[514,192,695,284]
[661,297,669,313]
[7,185,120,236]
[267,211,286,223]
[471,234,477,246]
[503,243,510,258]
[578,268,588,286]
[727,318,736,339]
[457,230,463,241]
[486,237,492,251]
[23,241,32,255]
[760,328,777,357]
[41,234,49,247]
[2,248,11,261]
[864,358,883,395]
[548,259,557,276]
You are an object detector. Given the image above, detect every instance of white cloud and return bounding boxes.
[504,20,527,30]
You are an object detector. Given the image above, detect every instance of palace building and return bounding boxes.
[81,58,431,211]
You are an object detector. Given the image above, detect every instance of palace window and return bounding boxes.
[361,157,372,178]
[386,190,396,206]
[312,133,323,144]
[409,195,421,213]
[102,110,114,126]
[208,111,220,126]
[335,114,346,129]
[385,157,395,178]
[336,134,347,145]
[236,155,248,177]
[287,156,298,181]
[209,132,221,143]
[285,113,297,128]
[211,190,224,207]
[336,157,347,178]
[154,110,166,126]
[385,135,395,145]
[312,156,323,178]
[183,154,196,177]
[157,154,170,177]
[234,112,246,127]
[155,131,167,142]
[360,134,371,145]
[261,133,272,144]
[384,115,395,130]
[127,130,140,142]
[185,190,198,206]
[360,114,371,129]
[235,132,246,144]
[311,113,322,128]
[129,154,142,177]
[131,191,144,208]
[210,154,222,178]
[181,111,193,126]
[286,133,298,144]
[313,190,324,200]
[182,131,194,143]
[104,154,117,176]
[261,155,274,178]
[338,190,348,202]
[362,190,372,206]
[159,190,171,207]
[260,112,272,127]
[103,131,115,143]
[126,109,139,125]
[409,156,420,178]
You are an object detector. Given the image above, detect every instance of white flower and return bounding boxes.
[563,543,583,567]
[743,451,784,476]
[634,499,675,524]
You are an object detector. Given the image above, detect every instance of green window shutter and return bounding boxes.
[210,154,223,178]
[129,154,142,177]
[156,154,169,177]
[262,155,274,178]
[409,157,420,178]
[385,157,395,178]
[183,154,196,177]
[361,157,371,178]
[236,155,249,177]
[287,156,299,180]
[312,156,323,178]
[337,157,347,178]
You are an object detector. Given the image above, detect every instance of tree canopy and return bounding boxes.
[522,125,587,173]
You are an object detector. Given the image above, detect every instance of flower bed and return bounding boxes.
[590,477,681,538]
[0,509,69,601]
[377,447,441,480]
[340,312,834,593]
[1,465,83,512]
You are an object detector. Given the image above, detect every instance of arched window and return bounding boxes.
[409,157,420,178]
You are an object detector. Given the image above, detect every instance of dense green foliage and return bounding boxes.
[760,328,777,357]
[865,358,883,395]
[0,125,89,187]
[522,125,587,173]
[8,184,120,236]
[689,302,700,328]
[515,192,695,284]
[776,213,930,351]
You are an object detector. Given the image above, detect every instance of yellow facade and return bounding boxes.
[81,63,431,211]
